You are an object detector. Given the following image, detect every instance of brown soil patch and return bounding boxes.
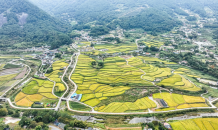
[120,55,132,59]
[15,67,27,79]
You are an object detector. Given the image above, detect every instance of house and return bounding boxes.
[164,123,172,129]
[145,53,151,56]
[181,61,188,64]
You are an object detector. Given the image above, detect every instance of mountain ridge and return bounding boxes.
[0,0,72,49]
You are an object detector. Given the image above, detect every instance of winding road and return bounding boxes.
[3,53,218,115]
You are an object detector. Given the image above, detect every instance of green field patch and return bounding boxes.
[69,101,91,111]
[22,84,39,94]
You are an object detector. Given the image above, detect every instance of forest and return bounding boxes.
[0,0,72,49]
[115,9,183,34]
[30,0,211,25]
[1,0,218,49]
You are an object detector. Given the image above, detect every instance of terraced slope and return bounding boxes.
[170,118,218,130]
[157,74,201,91]
[71,55,154,107]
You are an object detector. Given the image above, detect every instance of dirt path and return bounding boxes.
[105,126,141,130]
[4,117,21,124]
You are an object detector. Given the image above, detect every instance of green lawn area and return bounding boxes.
[4,64,21,69]
[69,101,91,111]
[0,118,4,122]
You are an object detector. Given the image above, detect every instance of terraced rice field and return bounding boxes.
[153,92,208,110]
[170,118,218,130]
[157,74,201,91]
[71,54,208,112]
[71,55,154,108]
[174,68,201,78]
[94,43,137,54]
[0,56,20,59]
[15,78,57,107]
[127,57,172,81]
[142,41,164,48]
[138,56,176,65]
[95,97,156,113]
[0,64,5,70]
[45,60,68,92]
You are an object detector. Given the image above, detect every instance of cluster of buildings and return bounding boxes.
[35,50,59,65]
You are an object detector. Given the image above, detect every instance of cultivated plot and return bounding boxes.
[170,118,218,130]
[153,92,208,111]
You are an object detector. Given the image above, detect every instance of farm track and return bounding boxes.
[175,72,216,108]
[66,51,95,112]
[3,55,218,114]
[136,57,171,93]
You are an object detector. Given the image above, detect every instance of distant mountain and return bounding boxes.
[29,0,215,34]
[0,0,72,49]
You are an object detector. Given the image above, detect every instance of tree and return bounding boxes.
[133,52,137,56]
[89,26,109,37]
[55,53,62,58]
[29,121,38,128]
[42,114,50,124]
[90,43,94,47]
[8,109,14,115]
[91,61,96,66]
[115,37,121,43]
[143,46,149,52]
[0,108,8,116]
[12,112,20,117]
[98,62,104,67]
[19,116,31,127]
[69,120,75,127]
[35,125,42,130]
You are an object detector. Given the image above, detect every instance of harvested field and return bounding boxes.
[4,80,19,86]
[15,67,27,79]
[0,68,20,76]
[120,55,132,59]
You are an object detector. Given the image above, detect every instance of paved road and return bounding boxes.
[65,58,216,115]
[3,55,218,115]
[55,53,77,111]
[66,51,95,112]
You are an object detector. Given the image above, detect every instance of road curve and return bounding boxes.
[55,54,76,111]
[4,55,217,115]
[66,52,95,111]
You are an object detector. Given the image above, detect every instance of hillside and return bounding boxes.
[0,0,72,49]
[29,0,214,34]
